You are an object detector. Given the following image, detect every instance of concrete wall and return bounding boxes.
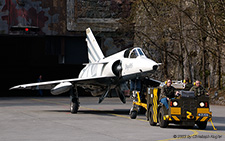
[0,0,134,95]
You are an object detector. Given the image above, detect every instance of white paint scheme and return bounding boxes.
[10,28,160,98]
[51,82,72,95]
[79,46,159,79]
[86,28,104,63]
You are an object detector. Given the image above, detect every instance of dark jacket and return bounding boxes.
[190,85,207,97]
[160,85,175,100]
[184,83,193,91]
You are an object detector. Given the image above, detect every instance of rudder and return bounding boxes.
[86,28,104,63]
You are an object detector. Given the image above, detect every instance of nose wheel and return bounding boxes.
[129,91,147,119]
[130,110,138,119]
[129,105,138,119]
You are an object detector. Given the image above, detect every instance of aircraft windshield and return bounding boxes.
[125,48,146,58]
[137,48,144,56]
[130,49,138,58]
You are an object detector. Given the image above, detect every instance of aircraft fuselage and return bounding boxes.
[78,47,159,96]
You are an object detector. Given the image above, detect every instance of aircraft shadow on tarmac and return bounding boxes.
[78,109,130,116]
[43,109,130,116]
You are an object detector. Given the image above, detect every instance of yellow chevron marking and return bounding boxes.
[196,116,200,121]
[200,116,208,122]
[172,116,180,121]
[153,88,158,122]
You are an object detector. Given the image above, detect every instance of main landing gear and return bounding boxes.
[69,86,80,114]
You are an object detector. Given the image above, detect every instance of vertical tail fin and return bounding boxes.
[86,28,104,63]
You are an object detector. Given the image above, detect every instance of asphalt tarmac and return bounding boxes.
[0,96,225,141]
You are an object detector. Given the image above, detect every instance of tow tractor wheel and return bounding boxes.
[197,121,207,129]
[158,107,168,128]
[130,110,138,119]
[70,98,79,114]
[149,107,157,126]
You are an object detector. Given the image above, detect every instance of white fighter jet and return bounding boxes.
[10,28,160,113]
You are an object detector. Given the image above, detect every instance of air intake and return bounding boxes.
[153,65,158,70]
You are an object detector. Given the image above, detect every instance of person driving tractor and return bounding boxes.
[160,79,179,109]
[190,80,209,97]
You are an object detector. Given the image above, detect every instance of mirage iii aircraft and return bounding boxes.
[10,28,160,113]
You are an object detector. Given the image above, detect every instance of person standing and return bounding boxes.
[37,75,43,96]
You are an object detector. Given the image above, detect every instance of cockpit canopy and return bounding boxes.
[124,47,146,58]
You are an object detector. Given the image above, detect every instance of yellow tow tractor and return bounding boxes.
[129,81,216,130]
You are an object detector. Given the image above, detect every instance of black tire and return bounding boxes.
[158,107,168,128]
[130,111,138,119]
[70,99,79,114]
[197,121,207,129]
[149,107,157,126]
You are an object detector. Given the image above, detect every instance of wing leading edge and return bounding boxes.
[10,76,114,90]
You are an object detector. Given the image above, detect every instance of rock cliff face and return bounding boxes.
[131,0,225,89]
[66,0,134,56]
